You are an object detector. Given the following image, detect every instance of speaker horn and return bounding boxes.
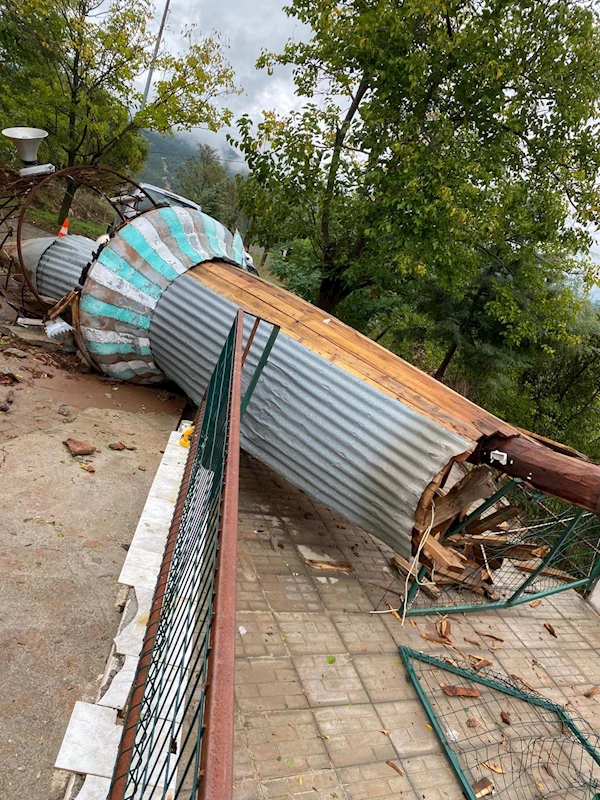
[2,127,49,165]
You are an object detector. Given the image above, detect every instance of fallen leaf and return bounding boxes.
[481,761,505,774]
[409,619,417,628]
[467,714,484,728]
[80,463,95,473]
[441,683,481,698]
[437,618,452,639]
[530,599,542,608]
[464,637,481,647]
[490,644,503,651]
[421,632,452,645]
[470,657,493,672]
[584,687,599,699]
[544,622,558,638]
[475,630,504,642]
[378,729,391,735]
[535,779,546,792]
[386,761,404,776]
[500,711,511,725]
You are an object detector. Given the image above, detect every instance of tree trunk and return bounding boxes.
[433,342,457,381]
[316,273,351,314]
[57,180,79,227]
[259,246,270,268]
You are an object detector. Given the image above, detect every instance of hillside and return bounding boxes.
[138,131,246,191]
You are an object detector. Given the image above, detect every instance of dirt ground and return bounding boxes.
[0,321,185,800]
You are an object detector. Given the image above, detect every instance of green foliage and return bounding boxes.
[0,0,238,173]
[233,0,600,456]
[174,143,245,230]
[268,240,322,304]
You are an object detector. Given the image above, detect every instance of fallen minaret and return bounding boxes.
[19,206,600,559]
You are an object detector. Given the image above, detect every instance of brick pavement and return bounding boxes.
[234,453,600,800]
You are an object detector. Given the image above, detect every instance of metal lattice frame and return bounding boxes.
[401,647,600,800]
[403,478,600,617]
[109,311,279,800]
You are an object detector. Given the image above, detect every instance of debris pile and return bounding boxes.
[393,465,587,607]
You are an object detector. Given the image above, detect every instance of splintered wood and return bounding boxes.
[392,465,573,604]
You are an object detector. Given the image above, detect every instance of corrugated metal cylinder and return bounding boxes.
[150,275,471,558]
[36,235,96,300]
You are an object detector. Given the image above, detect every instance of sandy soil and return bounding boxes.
[0,325,185,800]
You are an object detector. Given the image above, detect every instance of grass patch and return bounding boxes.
[27,208,107,239]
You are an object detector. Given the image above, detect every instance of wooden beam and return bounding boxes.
[472,435,600,515]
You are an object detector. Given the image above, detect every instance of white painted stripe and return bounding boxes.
[80,327,151,348]
[91,263,157,310]
[212,217,231,259]
[131,216,188,275]
[172,207,210,262]
[108,359,162,376]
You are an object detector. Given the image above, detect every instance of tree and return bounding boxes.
[0,0,237,219]
[175,143,243,230]
[232,0,600,378]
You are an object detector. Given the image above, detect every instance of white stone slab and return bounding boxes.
[149,471,183,505]
[74,774,112,800]
[114,588,154,656]
[98,655,139,711]
[137,495,176,531]
[119,547,163,590]
[55,702,121,778]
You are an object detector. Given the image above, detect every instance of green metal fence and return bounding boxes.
[401,646,600,800]
[109,310,278,800]
[402,477,600,618]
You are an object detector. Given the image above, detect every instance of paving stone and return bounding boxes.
[293,653,369,706]
[311,573,375,613]
[331,612,398,654]
[402,754,465,799]
[240,709,329,779]
[236,611,287,657]
[313,703,396,767]
[261,769,344,798]
[262,574,324,612]
[375,700,440,758]
[338,761,417,799]
[230,452,600,800]
[275,612,345,655]
[352,653,414,704]
[233,778,265,800]
[235,657,309,713]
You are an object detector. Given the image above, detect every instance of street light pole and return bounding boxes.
[142,0,171,108]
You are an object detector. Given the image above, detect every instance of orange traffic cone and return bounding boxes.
[58,219,69,237]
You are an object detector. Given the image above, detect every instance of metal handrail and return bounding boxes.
[108,309,275,800]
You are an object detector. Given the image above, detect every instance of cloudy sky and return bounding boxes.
[156,0,308,148]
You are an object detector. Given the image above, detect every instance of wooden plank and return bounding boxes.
[191,264,520,442]
[449,534,550,561]
[432,467,496,527]
[390,554,441,599]
[420,536,467,574]
[515,560,575,582]
[465,505,523,536]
